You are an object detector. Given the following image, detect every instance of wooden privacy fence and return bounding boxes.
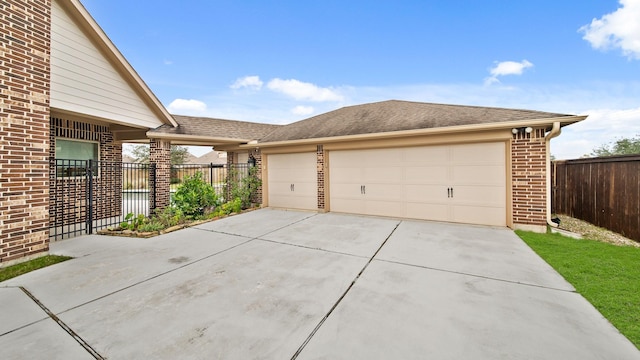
[552,154,640,242]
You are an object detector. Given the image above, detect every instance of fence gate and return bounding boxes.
[49,160,154,241]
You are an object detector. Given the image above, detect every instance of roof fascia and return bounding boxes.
[59,0,177,128]
[243,115,587,148]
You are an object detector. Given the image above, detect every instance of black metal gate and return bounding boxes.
[49,160,154,240]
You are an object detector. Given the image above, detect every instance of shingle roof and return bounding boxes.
[259,100,573,142]
[148,115,281,141]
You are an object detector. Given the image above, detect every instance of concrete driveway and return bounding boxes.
[1,209,638,359]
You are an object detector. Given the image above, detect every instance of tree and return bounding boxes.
[128,144,190,165]
[588,135,640,157]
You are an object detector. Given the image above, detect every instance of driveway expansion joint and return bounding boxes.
[290,220,402,359]
[376,258,577,293]
[19,287,104,359]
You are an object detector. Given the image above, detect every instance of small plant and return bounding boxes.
[172,172,220,217]
[153,206,186,228]
[137,221,165,232]
[119,212,147,231]
[227,166,261,209]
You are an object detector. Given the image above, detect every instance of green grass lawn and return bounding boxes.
[517,230,640,349]
[0,255,72,283]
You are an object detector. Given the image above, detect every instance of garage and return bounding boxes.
[267,152,317,210]
[329,142,507,226]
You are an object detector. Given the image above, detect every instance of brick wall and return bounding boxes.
[251,149,262,204]
[0,0,51,265]
[49,117,122,229]
[149,138,170,213]
[317,145,325,210]
[511,128,547,227]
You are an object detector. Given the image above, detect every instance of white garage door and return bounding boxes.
[267,152,317,210]
[329,142,506,226]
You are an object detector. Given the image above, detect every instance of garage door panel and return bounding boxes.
[362,168,403,183]
[405,166,448,184]
[364,184,403,201]
[405,202,449,222]
[330,183,362,200]
[268,153,317,210]
[405,184,448,203]
[330,167,362,183]
[404,146,449,164]
[362,148,402,165]
[329,143,506,227]
[451,142,504,164]
[452,165,505,185]
[452,185,505,207]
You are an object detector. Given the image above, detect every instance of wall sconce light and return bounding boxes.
[512,127,533,135]
[247,154,257,167]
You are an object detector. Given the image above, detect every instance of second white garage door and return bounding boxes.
[329,142,507,226]
[267,152,317,210]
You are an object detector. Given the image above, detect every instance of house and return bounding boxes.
[0,0,178,265]
[150,101,586,231]
[0,0,586,266]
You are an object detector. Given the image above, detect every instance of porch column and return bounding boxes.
[149,138,171,214]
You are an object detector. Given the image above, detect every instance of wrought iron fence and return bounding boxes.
[49,161,254,241]
[49,160,154,241]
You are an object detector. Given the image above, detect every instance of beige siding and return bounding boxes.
[50,0,164,129]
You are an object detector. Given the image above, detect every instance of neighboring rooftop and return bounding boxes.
[148,115,282,143]
[259,100,574,142]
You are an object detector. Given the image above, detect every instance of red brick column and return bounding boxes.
[511,128,547,229]
[149,138,171,213]
[0,0,52,265]
[251,149,263,205]
[226,151,235,201]
[317,145,325,210]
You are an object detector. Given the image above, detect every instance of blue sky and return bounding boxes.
[81,0,640,159]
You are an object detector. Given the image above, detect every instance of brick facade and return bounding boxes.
[49,117,123,229]
[511,128,548,227]
[250,148,262,205]
[317,145,325,210]
[0,0,52,265]
[149,138,171,213]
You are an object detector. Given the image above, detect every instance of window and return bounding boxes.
[55,139,99,177]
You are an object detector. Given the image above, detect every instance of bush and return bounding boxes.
[227,166,261,209]
[172,171,220,217]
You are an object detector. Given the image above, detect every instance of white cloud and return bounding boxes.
[267,78,344,102]
[484,60,534,85]
[230,75,264,90]
[166,99,207,114]
[579,0,640,59]
[291,105,314,116]
[163,59,173,65]
[552,107,640,159]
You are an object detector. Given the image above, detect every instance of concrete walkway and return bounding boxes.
[1,209,638,359]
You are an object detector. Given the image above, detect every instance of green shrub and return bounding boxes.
[153,206,186,228]
[119,212,147,231]
[227,166,261,209]
[137,221,165,232]
[172,172,220,217]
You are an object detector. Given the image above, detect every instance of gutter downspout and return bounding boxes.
[545,122,561,228]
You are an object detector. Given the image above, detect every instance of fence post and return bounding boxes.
[86,159,93,234]
[210,163,213,186]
